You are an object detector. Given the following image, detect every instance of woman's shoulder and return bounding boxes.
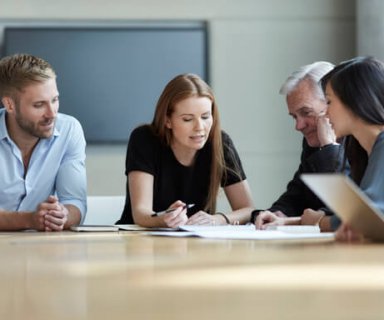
[219,130,246,184]
[130,124,158,144]
[375,131,384,145]
[220,130,236,149]
[219,130,242,162]
[369,131,384,162]
[220,130,230,140]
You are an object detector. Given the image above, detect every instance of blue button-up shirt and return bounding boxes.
[0,109,87,222]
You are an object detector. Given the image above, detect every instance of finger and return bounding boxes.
[274,211,287,218]
[165,209,187,227]
[45,225,54,232]
[194,212,218,225]
[169,200,186,210]
[47,195,59,203]
[261,221,279,230]
[347,229,354,242]
[45,220,64,231]
[303,208,314,215]
[46,209,66,219]
[168,215,188,228]
[255,214,267,229]
[335,224,348,241]
[187,216,210,225]
[34,219,46,231]
[39,202,61,212]
[185,212,205,224]
[255,217,264,229]
[256,212,274,228]
[35,208,47,218]
[166,207,187,220]
[45,215,65,228]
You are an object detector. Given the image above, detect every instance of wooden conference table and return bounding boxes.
[0,230,384,320]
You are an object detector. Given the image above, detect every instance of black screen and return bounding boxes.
[3,25,208,143]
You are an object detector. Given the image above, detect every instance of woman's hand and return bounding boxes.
[186,211,222,225]
[162,200,189,228]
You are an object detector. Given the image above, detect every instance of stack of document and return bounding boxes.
[147,225,334,240]
[70,224,334,240]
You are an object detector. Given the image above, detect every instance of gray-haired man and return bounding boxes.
[254,61,344,230]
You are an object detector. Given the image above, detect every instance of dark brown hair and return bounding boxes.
[321,57,384,184]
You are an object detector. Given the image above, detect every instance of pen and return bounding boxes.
[151,204,195,217]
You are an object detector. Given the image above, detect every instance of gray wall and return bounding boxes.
[0,0,356,211]
[357,0,384,60]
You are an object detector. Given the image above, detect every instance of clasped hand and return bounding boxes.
[33,195,68,231]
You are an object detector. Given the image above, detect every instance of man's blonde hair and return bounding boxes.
[0,53,56,100]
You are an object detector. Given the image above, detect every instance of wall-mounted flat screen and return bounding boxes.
[3,24,208,143]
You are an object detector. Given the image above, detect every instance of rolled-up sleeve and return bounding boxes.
[56,118,87,222]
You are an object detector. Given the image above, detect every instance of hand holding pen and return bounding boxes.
[150,201,194,228]
[151,203,195,217]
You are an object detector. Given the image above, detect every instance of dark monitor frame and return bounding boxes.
[1,21,209,144]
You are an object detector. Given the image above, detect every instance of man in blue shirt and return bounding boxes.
[0,53,87,231]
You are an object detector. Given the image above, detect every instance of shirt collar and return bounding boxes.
[0,109,10,141]
[53,121,60,137]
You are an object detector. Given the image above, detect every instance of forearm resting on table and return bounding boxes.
[0,210,35,230]
[0,204,82,231]
[64,204,82,229]
[318,216,332,232]
[301,215,332,232]
[300,209,333,232]
[284,216,302,225]
[132,207,168,227]
[222,207,255,225]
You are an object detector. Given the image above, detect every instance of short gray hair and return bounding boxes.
[279,61,334,98]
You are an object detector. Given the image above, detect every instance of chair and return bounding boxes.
[84,196,125,225]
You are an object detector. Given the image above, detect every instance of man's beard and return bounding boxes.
[15,111,55,139]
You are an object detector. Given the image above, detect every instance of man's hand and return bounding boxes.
[335,223,364,242]
[301,209,325,225]
[317,112,336,147]
[33,196,68,231]
[255,210,286,230]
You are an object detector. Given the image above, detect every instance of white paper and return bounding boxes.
[192,230,334,240]
[265,225,320,233]
[116,224,177,231]
[146,224,334,240]
[70,225,119,232]
[179,225,255,232]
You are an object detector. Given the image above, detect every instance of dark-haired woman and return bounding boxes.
[320,56,384,240]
